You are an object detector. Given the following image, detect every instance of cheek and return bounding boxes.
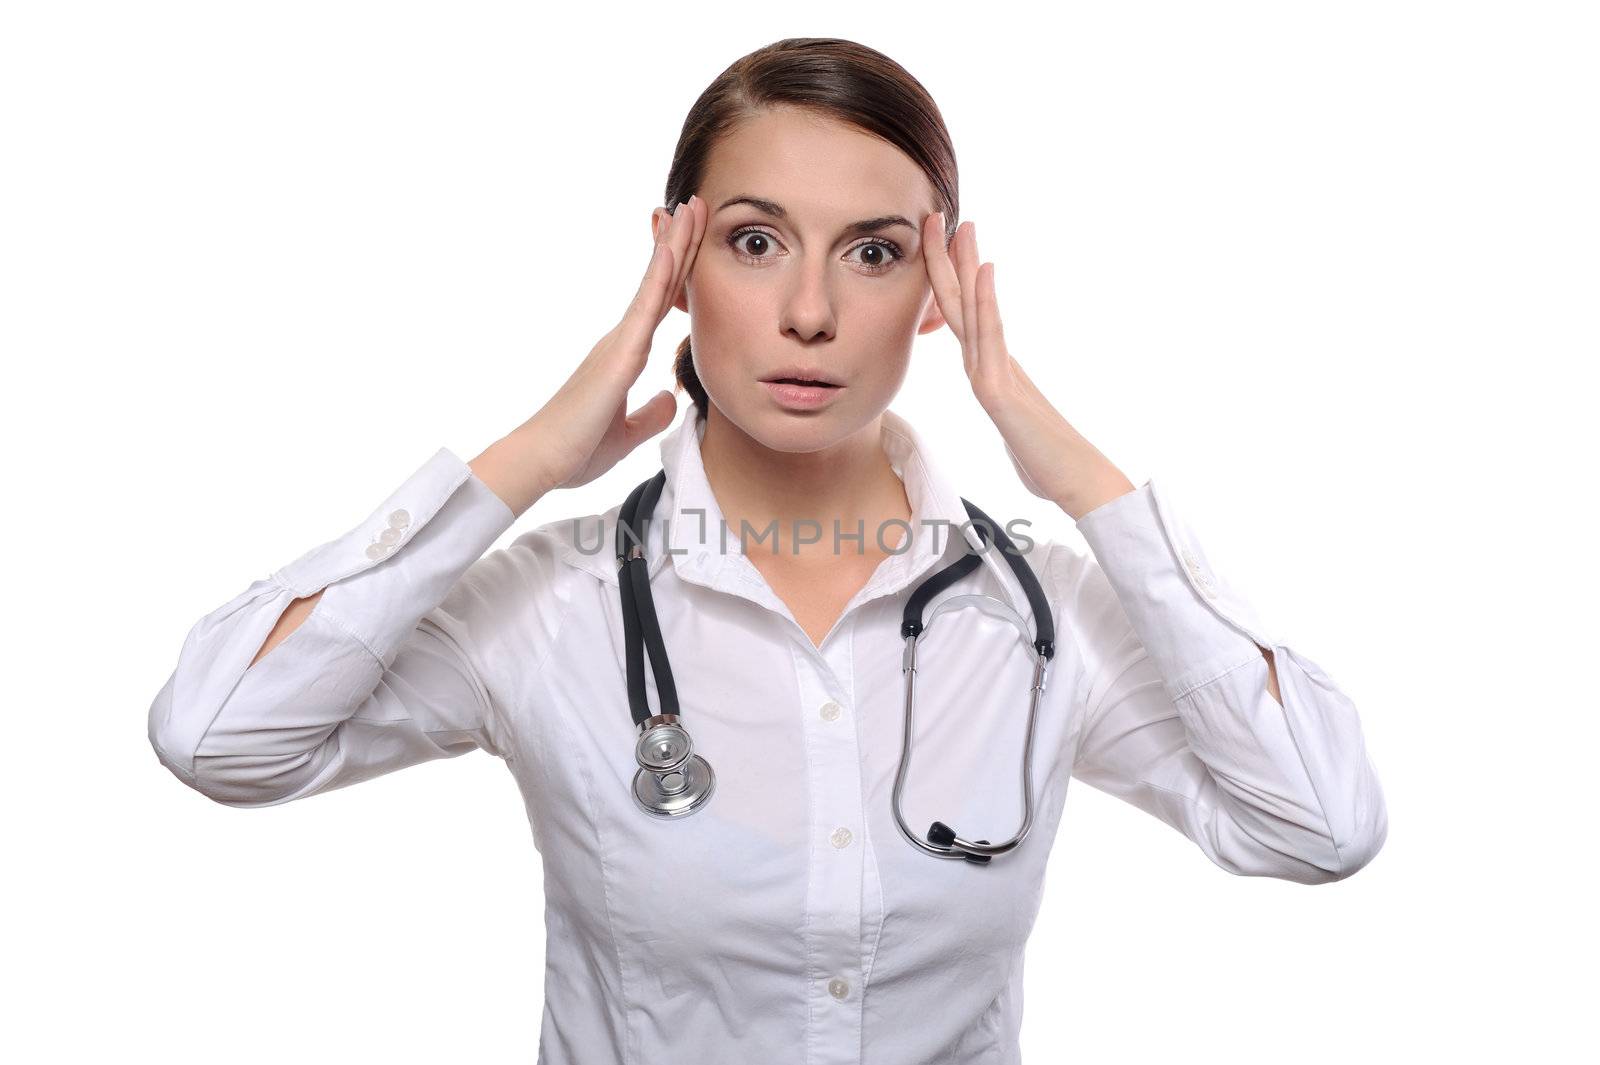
[684,270,755,387]
[854,291,925,363]
[688,264,748,334]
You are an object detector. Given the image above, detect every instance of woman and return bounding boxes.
[148,37,1387,1065]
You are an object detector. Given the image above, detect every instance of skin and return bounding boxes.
[254,105,1281,701]
[649,106,1280,697]
[646,109,941,647]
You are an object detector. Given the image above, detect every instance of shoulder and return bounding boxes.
[435,502,622,652]
[1027,535,1135,660]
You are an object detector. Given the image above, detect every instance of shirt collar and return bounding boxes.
[556,404,1008,601]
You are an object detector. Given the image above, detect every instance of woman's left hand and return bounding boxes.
[922,211,1135,520]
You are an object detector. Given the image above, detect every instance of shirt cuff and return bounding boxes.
[1074,477,1275,699]
[270,446,516,665]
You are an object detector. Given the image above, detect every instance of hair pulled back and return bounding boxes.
[661,37,960,422]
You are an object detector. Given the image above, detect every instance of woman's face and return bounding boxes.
[654,106,947,453]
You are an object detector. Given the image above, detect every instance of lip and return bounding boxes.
[762,380,844,410]
[760,366,843,387]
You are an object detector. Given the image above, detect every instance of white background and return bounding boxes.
[4,2,1595,1061]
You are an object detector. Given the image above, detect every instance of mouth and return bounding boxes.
[759,368,844,388]
[764,377,842,388]
[761,377,845,410]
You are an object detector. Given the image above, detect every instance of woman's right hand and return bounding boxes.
[470,194,708,516]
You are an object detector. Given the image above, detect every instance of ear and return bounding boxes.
[915,288,947,336]
[651,206,692,314]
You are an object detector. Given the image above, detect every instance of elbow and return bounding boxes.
[184,740,338,808]
[1319,759,1391,883]
[1206,793,1388,885]
[148,674,210,797]
[150,729,306,809]
[1325,800,1389,883]
[148,681,332,809]
[1283,792,1389,885]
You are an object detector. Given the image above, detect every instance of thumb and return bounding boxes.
[624,389,678,445]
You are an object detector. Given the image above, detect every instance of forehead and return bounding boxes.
[699,107,934,221]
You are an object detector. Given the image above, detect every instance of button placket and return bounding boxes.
[796,651,865,1060]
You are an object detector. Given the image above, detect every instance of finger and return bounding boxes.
[618,238,676,350]
[923,211,966,347]
[956,222,981,372]
[673,195,708,300]
[663,197,698,307]
[625,389,678,443]
[975,261,1006,382]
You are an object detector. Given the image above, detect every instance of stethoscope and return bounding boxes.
[615,468,1055,865]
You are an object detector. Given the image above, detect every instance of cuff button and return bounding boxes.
[365,542,389,560]
[388,509,411,529]
[379,527,403,545]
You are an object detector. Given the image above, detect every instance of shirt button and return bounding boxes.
[830,827,852,849]
[819,700,842,721]
[379,527,403,545]
[828,978,850,1000]
[388,509,411,529]
[365,543,390,560]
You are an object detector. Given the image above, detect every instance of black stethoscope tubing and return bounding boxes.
[615,466,1056,863]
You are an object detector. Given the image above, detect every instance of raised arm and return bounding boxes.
[1055,480,1388,884]
[148,191,710,808]
[147,448,521,806]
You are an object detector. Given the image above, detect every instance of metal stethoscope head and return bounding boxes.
[616,470,716,820]
[615,469,1054,865]
[631,711,716,818]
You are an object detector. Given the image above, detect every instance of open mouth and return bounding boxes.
[762,378,845,408]
[768,378,840,388]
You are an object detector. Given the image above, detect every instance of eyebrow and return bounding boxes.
[715,195,918,238]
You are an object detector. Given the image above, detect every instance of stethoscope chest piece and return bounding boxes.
[615,465,1056,862]
[631,713,716,819]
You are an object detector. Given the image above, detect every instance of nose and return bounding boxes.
[778,259,837,343]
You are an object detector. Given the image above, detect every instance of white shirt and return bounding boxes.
[148,405,1387,1065]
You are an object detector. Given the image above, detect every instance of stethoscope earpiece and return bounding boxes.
[928,822,993,865]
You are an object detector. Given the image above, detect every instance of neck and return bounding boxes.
[698,406,912,560]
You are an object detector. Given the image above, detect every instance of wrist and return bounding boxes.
[468,429,555,519]
[1056,470,1137,522]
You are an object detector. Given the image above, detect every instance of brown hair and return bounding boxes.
[661,37,960,422]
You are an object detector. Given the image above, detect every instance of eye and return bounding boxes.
[847,238,905,273]
[727,228,778,262]
[726,227,906,275]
